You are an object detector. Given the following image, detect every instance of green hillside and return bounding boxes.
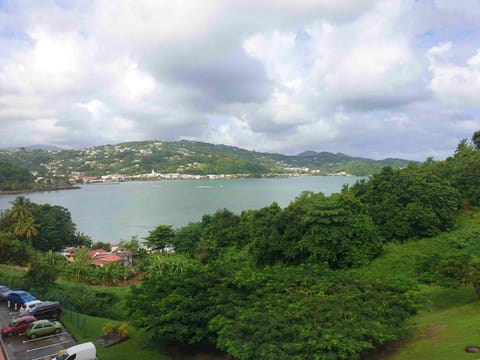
[0,140,413,179]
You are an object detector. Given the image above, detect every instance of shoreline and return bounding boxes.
[0,185,81,196]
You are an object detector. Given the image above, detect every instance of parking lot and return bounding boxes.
[0,302,76,360]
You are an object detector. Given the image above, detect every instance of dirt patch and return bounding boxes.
[367,338,412,359]
[366,324,449,359]
[419,324,449,341]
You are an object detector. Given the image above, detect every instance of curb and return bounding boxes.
[0,333,8,360]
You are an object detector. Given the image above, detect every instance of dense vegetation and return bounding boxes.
[0,161,35,190]
[0,140,412,179]
[120,135,480,359]
[2,132,480,359]
[0,196,88,254]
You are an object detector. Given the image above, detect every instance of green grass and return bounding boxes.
[61,310,170,360]
[378,287,480,360]
[0,263,26,288]
[366,211,480,359]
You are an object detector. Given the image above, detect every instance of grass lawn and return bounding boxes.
[368,211,480,359]
[378,286,480,360]
[61,310,171,360]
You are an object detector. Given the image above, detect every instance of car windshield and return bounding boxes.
[57,351,70,360]
[20,292,30,299]
[8,320,18,326]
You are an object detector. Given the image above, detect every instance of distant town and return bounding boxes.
[0,140,411,191]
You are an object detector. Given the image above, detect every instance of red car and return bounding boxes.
[1,315,36,337]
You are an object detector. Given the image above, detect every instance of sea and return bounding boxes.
[0,176,364,243]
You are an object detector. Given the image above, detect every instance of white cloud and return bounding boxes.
[0,0,479,161]
[428,44,480,108]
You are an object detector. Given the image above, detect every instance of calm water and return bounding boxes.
[0,176,363,243]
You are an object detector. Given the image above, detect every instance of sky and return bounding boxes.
[0,0,479,161]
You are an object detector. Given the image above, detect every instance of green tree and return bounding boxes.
[73,232,93,247]
[144,225,175,251]
[299,192,383,268]
[196,209,246,261]
[31,204,76,251]
[171,222,203,256]
[119,236,141,253]
[127,256,418,360]
[91,241,111,251]
[0,231,33,265]
[242,202,284,266]
[472,130,480,150]
[67,248,94,282]
[0,163,34,191]
[350,165,459,241]
[8,196,33,222]
[25,251,66,291]
[13,216,39,242]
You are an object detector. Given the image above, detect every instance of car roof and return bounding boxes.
[35,301,59,307]
[23,300,42,305]
[10,290,28,295]
[32,319,54,325]
[30,301,60,312]
[14,315,36,321]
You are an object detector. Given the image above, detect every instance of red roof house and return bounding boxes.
[88,249,122,267]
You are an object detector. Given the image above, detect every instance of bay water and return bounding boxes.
[0,176,364,243]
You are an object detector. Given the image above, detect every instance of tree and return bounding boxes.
[25,251,66,291]
[144,225,175,251]
[13,216,39,242]
[127,257,418,360]
[299,192,383,268]
[196,209,246,261]
[472,130,480,150]
[8,196,33,222]
[30,204,76,251]
[67,248,94,282]
[0,231,33,265]
[73,232,93,247]
[92,241,111,251]
[350,165,459,242]
[171,222,203,256]
[243,202,284,266]
[0,164,34,191]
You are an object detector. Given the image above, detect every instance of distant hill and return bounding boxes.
[0,144,63,151]
[0,140,415,178]
[0,161,35,191]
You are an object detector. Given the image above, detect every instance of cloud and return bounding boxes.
[427,43,480,108]
[0,0,479,161]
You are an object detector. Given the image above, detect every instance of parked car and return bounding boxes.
[26,319,63,339]
[7,291,36,307]
[20,300,43,315]
[53,342,97,360]
[1,315,37,337]
[27,301,62,320]
[0,285,11,301]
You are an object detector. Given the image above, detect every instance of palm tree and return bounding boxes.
[14,216,39,241]
[8,196,33,221]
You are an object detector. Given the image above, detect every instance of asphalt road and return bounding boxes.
[0,302,76,360]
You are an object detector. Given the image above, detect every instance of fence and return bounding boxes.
[61,301,88,338]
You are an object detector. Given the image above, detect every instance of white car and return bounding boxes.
[19,300,42,314]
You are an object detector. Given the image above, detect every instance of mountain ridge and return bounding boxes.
[0,140,415,178]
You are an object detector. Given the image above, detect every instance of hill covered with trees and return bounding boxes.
[0,161,35,191]
[0,140,412,180]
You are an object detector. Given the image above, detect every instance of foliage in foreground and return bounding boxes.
[127,252,418,360]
